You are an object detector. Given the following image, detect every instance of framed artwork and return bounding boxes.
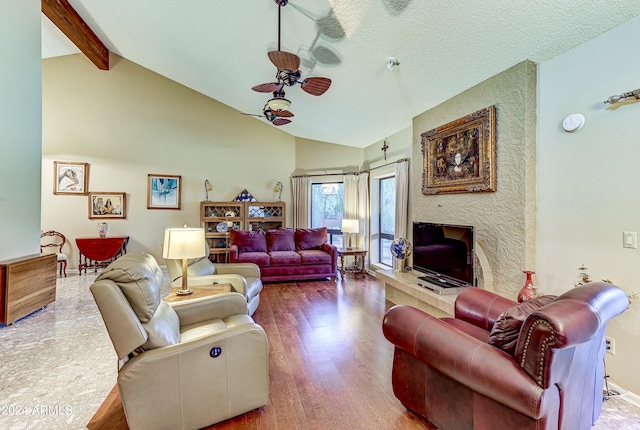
[88,192,126,219]
[421,105,497,195]
[147,174,181,209]
[53,161,89,195]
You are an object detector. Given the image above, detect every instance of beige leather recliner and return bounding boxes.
[90,252,269,430]
[164,244,263,316]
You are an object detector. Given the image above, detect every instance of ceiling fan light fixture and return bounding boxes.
[267,97,291,112]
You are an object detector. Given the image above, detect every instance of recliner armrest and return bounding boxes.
[383,304,543,419]
[168,292,248,326]
[213,262,261,279]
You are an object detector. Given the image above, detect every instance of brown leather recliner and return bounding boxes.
[382,282,628,430]
[90,252,269,430]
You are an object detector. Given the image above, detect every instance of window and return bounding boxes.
[379,177,396,266]
[311,182,345,247]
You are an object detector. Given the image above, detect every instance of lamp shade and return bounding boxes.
[341,219,359,234]
[162,228,206,260]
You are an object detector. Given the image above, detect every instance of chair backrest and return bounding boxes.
[41,230,66,254]
[163,241,215,282]
[91,252,180,360]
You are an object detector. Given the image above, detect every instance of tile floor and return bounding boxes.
[1,272,639,430]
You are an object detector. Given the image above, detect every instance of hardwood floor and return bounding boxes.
[87,275,433,430]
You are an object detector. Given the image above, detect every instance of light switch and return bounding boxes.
[623,231,637,249]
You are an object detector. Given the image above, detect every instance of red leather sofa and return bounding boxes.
[229,227,337,282]
[382,282,628,430]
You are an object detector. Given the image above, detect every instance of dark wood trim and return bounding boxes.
[42,0,110,70]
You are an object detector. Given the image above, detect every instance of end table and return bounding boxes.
[337,248,367,280]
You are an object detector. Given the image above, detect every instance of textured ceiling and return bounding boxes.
[41,0,640,147]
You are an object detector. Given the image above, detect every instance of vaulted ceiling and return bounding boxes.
[41,0,640,147]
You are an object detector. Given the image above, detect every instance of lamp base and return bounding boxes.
[176,288,193,296]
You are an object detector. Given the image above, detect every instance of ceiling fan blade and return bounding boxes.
[268,51,300,72]
[272,118,292,126]
[240,112,263,118]
[275,109,294,118]
[251,82,282,93]
[300,77,332,96]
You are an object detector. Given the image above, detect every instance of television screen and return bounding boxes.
[412,222,475,287]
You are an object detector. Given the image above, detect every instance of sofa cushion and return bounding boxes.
[267,228,296,252]
[489,295,557,355]
[295,227,328,251]
[298,249,332,265]
[269,250,302,266]
[230,230,267,253]
[235,251,270,266]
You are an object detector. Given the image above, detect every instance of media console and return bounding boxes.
[417,275,467,295]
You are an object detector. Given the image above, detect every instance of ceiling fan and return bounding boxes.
[241,104,294,127]
[251,0,332,113]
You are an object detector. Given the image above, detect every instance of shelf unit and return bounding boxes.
[200,202,244,262]
[245,202,286,232]
[200,201,286,262]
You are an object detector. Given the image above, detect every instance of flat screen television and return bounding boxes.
[412,222,475,288]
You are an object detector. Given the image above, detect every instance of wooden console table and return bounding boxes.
[337,248,368,279]
[0,253,57,325]
[76,236,129,274]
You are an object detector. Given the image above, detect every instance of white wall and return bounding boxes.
[537,16,640,394]
[411,61,538,295]
[42,54,295,266]
[0,1,42,260]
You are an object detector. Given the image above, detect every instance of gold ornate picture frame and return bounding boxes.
[421,105,496,194]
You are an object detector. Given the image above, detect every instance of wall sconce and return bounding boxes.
[273,181,283,201]
[204,179,213,201]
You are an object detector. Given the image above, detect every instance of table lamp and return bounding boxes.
[341,219,359,250]
[162,227,205,295]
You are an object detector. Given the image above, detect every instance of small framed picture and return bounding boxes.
[147,174,181,210]
[54,161,89,195]
[88,192,126,219]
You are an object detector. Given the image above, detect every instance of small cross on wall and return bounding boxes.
[381,139,389,160]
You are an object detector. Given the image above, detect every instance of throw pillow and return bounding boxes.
[267,228,295,252]
[488,295,557,355]
[295,227,328,251]
[230,230,267,253]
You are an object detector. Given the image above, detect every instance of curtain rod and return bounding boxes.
[291,158,410,179]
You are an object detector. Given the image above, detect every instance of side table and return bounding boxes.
[76,236,129,274]
[163,283,232,303]
[337,248,368,280]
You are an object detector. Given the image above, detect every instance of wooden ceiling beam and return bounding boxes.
[42,0,109,70]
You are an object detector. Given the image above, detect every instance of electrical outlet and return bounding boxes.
[605,336,616,355]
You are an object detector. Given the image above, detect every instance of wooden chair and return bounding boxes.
[40,230,68,277]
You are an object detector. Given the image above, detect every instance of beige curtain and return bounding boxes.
[393,159,410,270]
[357,172,370,269]
[291,176,310,229]
[344,173,370,268]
